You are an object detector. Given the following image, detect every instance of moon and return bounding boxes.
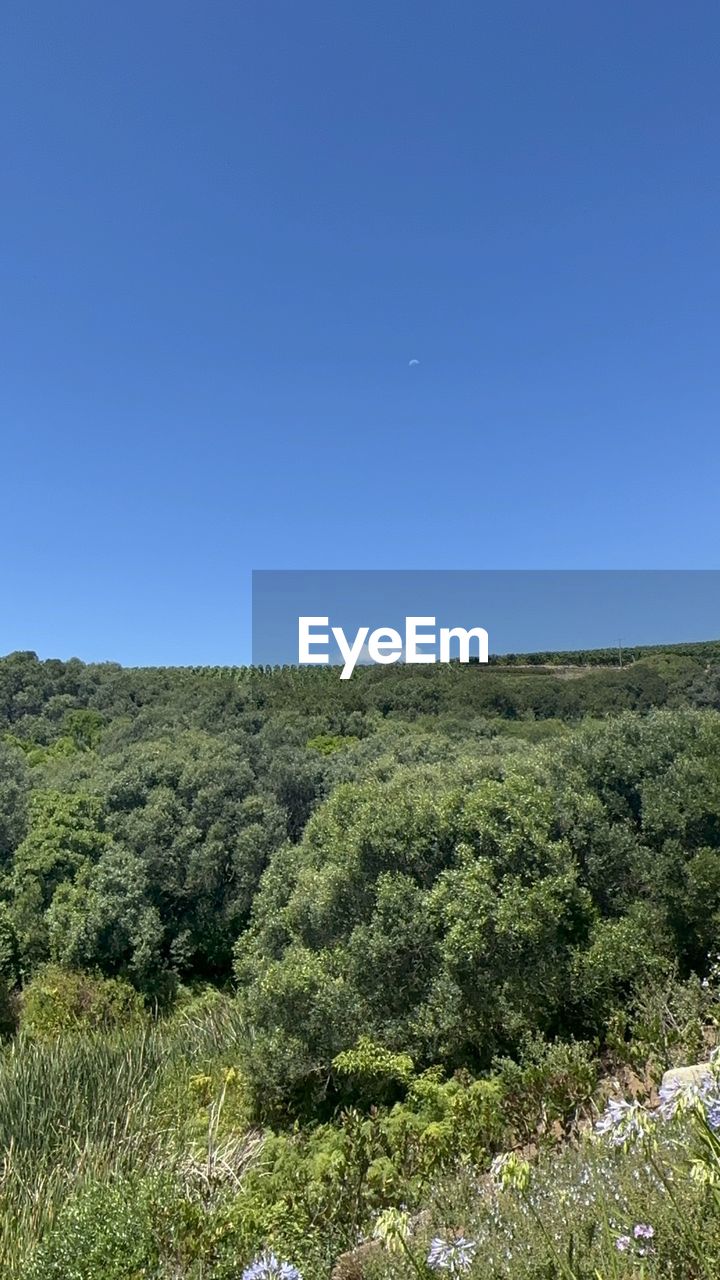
[408,358,420,366]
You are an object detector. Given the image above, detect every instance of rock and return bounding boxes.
[331,1240,383,1280]
[661,1063,713,1091]
[331,1211,430,1280]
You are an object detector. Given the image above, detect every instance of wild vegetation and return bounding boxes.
[3,646,720,1276]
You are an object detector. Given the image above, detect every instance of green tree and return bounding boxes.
[47,848,163,987]
[10,791,109,968]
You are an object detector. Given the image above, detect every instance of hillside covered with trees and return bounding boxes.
[3,646,720,1277]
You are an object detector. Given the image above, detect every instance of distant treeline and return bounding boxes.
[2,643,720,739]
[487,638,720,666]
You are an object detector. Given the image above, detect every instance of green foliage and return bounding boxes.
[606,966,720,1076]
[62,709,105,751]
[0,738,29,861]
[21,1176,168,1280]
[307,733,359,755]
[234,707,720,1111]
[11,791,110,967]
[492,1034,598,1143]
[3,652,720,1273]
[0,902,20,982]
[0,1020,170,1272]
[371,1121,720,1280]
[47,848,164,985]
[20,965,145,1039]
[333,1036,415,1106]
[239,944,358,1114]
[397,1069,507,1169]
[0,976,18,1039]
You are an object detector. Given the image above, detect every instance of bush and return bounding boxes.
[21,1175,169,1279]
[0,976,19,1039]
[333,1036,415,1107]
[492,1034,599,1143]
[20,966,145,1039]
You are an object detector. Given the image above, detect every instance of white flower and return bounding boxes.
[427,1236,477,1274]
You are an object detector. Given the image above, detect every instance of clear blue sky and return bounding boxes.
[2,1,719,665]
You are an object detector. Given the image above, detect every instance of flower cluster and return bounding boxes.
[594,1097,653,1149]
[242,1253,302,1280]
[658,1073,712,1118]
[597,1061,720,1156]
[427,1235,477,1274]
[615,1223,655,1258]
[658,1070,720,1130]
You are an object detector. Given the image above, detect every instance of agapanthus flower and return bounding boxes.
[657,1070,720,1135]
[657,1072,714,1120]
[595,1098,652,1148]
[489,1152,510,1184]
[633,1223,654,1239]
[706,1098,720,1130]
[242,1253,302,1280]
[427,1236,477,1274]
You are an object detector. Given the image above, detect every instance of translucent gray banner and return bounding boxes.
[252,570,720,672]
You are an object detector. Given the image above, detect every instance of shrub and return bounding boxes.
[492,1034,598,1143]
[333,1036,415,1107]
[20,966,145,1039]
[20,1175,169,1280]
[0,976,19,1039]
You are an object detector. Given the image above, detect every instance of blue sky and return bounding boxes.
[2,2,719,665]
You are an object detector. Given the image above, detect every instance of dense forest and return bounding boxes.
[4,645,720,1278]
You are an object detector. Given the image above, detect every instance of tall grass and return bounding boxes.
[0,997,250,1276]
